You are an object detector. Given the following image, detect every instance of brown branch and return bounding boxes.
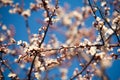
[87,0,105,45]
[0,57,19,79]
[70,53,96,80]
[40,43,120,53]
[18,43,120,62]
[0,68,4,80]
[27,0,58,79]
[93,1,120,43]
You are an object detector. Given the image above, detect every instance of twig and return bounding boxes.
[115,9,120,13]
[18,43,120,62]
[25,18,31,42]
[0,68,4,80]
[0,56,19,79]
[0,58,14,73]
[27,0,58,79]
[87,0,105,45]
[94,2,120,43]
[70,53,96,80]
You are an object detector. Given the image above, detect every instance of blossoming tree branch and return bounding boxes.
[0,0,120,80]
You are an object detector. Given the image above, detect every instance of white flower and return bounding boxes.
[94,7,97,11]
[8,72,16,78]
[44,17,49,22]
[39,67,45,71]
[2,25,7,30]
[112,24,117,30]
[112,15,120,30]
[96,17,101,21]
[45,0,49,4]
[20,64,25,68]
[96,52,105,59]
[89,47,97,55]
[84,39,91,45]
[82,6,91,12]
[59,68,68,80]
[7,30,11,36]
[36,0,42,3]
[1,0,13,4]
[28,45,38,51]
[30,3,36,9]
[9,8,18,14]
[117,49,120,53]
[35,72,41,79]
[73,68,79,75]
[104,29,114,39]
[0,34,6,42]
[21,9,31,17]
[35,57,41,69]
[101,1,106,7]
[106,18,110,22]
[96,34,101,42]
[62,16,72,26]
[17,40,22,45]
[52,18,60,23]
[10,38,16,43]
[101,58,112,68]
[72,11,83,20]
[23,41,29,47]
[102,25,108,32]
[59,68,68,74]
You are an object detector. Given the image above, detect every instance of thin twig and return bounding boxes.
[94,2,120,43]
[25,18,31,42]
[0,68,4,79]
[18,43,120,62]
[87,0,105,45]
[70,53,96,80]
[27,0,58,79]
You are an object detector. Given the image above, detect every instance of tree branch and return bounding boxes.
[27,0,58,79]
[70,53,96,80]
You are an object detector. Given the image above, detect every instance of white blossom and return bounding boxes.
[101,58,112,68]
[2,25,7,30]
[30,3,36,9]
[59,68,68,74]
[96,52,105,59]
[72,11,83,20]
[20,64,25,68]
[44,17,49,22]
[106,18,110,22]
[102,25,108,32]
[17,40,22,45]
[104,29,114,39]
[35,72,41,79]
[96,17,101,21]
[96,34,101,42]
[84,38,91,45]
[39,66,45,71]
[0,34,6,42]
[34,57,41,70]
[62,16,72,26]
[89,47,97,55]
[7,29,11,36]
[117,49,120,53]
[8,73,16,78]
[59,68,68,80]
[1,0,13,4]
[101,1,106,7]
[36,0,42,3]
[21,9,31,17]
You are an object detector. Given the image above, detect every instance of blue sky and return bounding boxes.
[0,0,120,80]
